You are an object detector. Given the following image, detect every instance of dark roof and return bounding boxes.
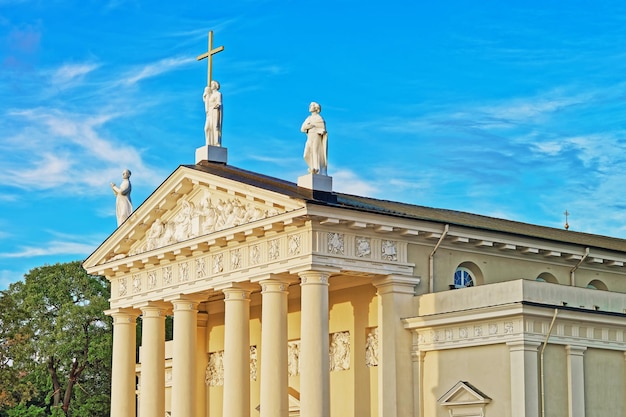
[189,162,626,253]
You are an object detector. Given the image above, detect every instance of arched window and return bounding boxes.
[536,272,558,284]
[586,279,608,291]
[454,267,475,289]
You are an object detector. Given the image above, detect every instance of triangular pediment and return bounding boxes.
[84,164,307,270]
[438,381,491,406]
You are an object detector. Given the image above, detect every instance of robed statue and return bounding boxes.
[203,80,223,146]
[110,169,132,226]
[301,101,328,175]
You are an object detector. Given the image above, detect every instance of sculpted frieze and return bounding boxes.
[129,191,283,256]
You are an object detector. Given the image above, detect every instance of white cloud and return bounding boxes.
[0,108,164,193]
[121,56,195,86]
[49,62,99,87]
[332,169,379,197]
[0,240,97,258]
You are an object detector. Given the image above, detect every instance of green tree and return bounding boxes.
[0,261,111,417]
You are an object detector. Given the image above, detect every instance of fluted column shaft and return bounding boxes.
[299,271,330,417]
[222,287,251,417]
[139,303,167,417]
[171,298,199,417]
[107,308,139,417]
[260,279,289,417]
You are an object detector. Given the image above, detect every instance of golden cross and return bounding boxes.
[196,30,224,87]
[564,209,570,230]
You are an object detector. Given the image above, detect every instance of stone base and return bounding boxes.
[297,173,333,192]
[196,145,228,164]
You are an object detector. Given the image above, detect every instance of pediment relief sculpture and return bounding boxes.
[121,190,285,258]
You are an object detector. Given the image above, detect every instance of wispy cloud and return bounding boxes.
[0,108,163,193]
[120,56,195,86]
[48,62,100,89]
[0,240,97,258]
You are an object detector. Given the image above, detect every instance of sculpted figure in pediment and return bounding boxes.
[124,187,287,258]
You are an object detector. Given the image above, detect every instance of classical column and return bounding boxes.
[196,312,209,417]
[138,303,167,417]
[107,308,139,417]
[507,340,540,417]
[259,278,289,417]
[372,275,420,417]
[566,345,586,417]
[299,270,331,417]
[222,287,251,417]
[170,297,199,417]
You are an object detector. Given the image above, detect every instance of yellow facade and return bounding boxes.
[84,162,626,417]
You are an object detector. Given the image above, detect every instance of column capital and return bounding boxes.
[506,340,541,352]
[373,274,420,295]
[298,269,334,286]
[136,301,170,317]
[260,279,290,294]
[105,307,140,322]
[291,265,340,277]
[222,286,252,301]
[565,345,587,356]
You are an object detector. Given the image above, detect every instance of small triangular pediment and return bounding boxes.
[84,164,307,270]
[438,381,491,406]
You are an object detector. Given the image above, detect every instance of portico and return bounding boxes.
[86,162,419,417]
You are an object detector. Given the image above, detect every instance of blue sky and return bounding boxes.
[2,1,626,289]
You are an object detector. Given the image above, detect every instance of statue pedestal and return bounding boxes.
[196,145,228,164]
[297,173,333,192]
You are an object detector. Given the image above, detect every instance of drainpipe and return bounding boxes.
[429,224,449,293]
[540,309,559,417]
[570,247,590,286]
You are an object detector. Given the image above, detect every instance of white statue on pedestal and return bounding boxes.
[301,101,328,175]
[203,80,222,146]
[110,169,132,226]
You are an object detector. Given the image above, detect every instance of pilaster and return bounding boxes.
[566,345,586,417]
[507,340,540,417]
[106,308,140,417]
[373,274,419,417]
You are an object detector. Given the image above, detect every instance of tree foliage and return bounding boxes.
[0,261,111,417]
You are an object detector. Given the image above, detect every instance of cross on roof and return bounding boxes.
[196,30,224,87]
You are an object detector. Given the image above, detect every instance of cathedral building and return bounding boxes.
[83,156,626,417]
[83,33,626,417]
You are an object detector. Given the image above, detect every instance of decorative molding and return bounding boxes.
[179,262,189,282]
[288,234,302,256]
[327,232,344,255]
[381,240,398,261]
[147,271,157,290]
[119,277,127,296]
[356,236,371,258]
[132,274,141,293]
[269,238,280,261]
